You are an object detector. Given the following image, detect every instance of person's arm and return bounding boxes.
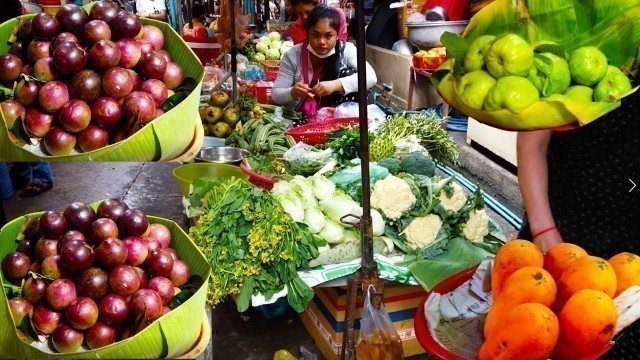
[272,48,300,106]
[517,130,563,252]
[337,42,377,93]
[148,10,167,20]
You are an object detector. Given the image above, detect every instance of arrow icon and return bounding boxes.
[630,179,637,193]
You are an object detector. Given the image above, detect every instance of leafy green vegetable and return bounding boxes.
[284,146,334,176]
[399,152,435,177]
[244,156,292,180]
[169,289,195,309]
[372,111,460,165]
[188,177,319,312]
[162,92,189,112]
[377,157,402,174]
[325,126,370,165]
[408,237,492,289]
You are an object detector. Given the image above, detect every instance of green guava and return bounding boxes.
[564,85,594,103]
[484,76,540,113]
[527,52,571,96]
[457,70,497,109]
[463,35,496,73]
[485,33,534,78]
[568,46,608,86]
[593,65,633,102]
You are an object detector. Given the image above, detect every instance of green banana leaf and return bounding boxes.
[0,7,204,161]
[0,204,211,359]
[432,0,640,131]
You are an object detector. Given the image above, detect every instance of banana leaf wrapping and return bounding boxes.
[431,0,640,131]
[0,205,211,359]
[0,5,204,161]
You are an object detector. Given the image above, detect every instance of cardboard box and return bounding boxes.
[299,283,427,359]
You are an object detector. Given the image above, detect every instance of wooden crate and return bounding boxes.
[299,283,427,360]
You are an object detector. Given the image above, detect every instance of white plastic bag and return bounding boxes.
[333,102,360,119]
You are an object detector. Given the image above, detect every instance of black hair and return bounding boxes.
[306,5,343,82]
[192,4,206,18]
[289,0,319,7]
[306,5,341,33]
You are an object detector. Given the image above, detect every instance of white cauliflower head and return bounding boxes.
[371,175,416,220]
[438,180,467,212]
[462,209,490,243]
[403,214,443,250]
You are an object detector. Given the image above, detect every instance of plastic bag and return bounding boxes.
[284,143,334,176]
[328,164,389,203]
[395,135,430,157]
[356,285,404,360]
[334,102,360,119]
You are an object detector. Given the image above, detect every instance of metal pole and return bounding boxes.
[340,1,379,359]
[230,0,238,99]
[187,0,193,29]
[354,0,375,279]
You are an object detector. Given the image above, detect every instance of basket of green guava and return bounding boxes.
[431,0,640,131]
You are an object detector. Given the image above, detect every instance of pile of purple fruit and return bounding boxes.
[1,199,192,353]
[0,0,185,156]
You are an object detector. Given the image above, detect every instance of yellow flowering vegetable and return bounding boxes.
[188,177,320,313]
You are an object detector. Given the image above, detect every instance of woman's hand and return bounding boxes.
[312,80,343,97]
[291,82,312,100]
[534,228,564,253]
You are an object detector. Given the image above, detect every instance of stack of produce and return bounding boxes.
[0,1,187,155]
[255,32,293,61]
[479,240,640,359]
[270,175,393,267]
[186,177,320,313]
[322,111,460,165]
[225,114,296,156]
[454,34,631,113]
[1,199,195,353]
[432,0,640,129]
[199,90,240,138]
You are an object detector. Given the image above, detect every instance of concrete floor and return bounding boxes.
[2,160,519,359]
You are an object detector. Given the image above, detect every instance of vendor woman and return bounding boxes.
[272,5,377,123]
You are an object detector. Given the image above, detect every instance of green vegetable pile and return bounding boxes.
[244,155,292,180]
[187,177,320,313]
[226,116,296,156]
[325,126,369,165]
[370,111,461,164]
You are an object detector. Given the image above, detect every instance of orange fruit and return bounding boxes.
[608,252,640,297]
[557,289,617,356]
[544,243,588,281]
[556,256,617,309]
[491,240,544,299]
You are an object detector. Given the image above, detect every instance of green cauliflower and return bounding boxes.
[400,152,435,177]
[377,157,402,175]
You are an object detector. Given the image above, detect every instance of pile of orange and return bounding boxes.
[479,240,640,360]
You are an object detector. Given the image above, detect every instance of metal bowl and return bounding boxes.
[406,20,469,49]
[195,147,250,165]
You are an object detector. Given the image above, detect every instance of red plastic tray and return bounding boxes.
[414,266,613,359]
[284,117,361,145]
[240,161,278,190]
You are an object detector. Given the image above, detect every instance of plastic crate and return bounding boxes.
[259,60,281,73]
[284,117,361,146]
[240,161,278,190]
[253,78,275,105]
